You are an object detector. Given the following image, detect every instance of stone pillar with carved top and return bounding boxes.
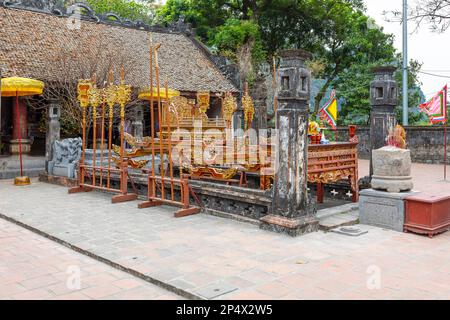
[132,103,144,140]
[369,66,398,177]
[259,49,318,237]
[45,99,61,171]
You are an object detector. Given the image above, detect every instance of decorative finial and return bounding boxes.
[120,66,125,83]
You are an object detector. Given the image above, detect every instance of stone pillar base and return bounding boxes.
[9,139,31,155]
[371,175,413,193]
[359,188,419,232]
[259,214,319,237]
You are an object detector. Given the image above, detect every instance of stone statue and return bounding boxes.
[48,137,82,178]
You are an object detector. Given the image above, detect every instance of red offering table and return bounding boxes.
[405,194,450,238]
[308,142,359,203]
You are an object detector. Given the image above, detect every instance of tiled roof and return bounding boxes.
[0,7,238,93]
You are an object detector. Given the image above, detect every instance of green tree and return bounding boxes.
[84,0,155,23]
[334,58,426,125]
[309,6,396,114]
[394,59,428,125]
[158,0,424,122]
[211,19,266,84]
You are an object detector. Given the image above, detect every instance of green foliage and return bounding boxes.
[333,63,374,125]
[310,4,397,114]
[158,0,426,124]
[211,19,266,65]
[157,0,231,40]
[394,59,428,125]
[85,0,155,23]
[334,57,426,126]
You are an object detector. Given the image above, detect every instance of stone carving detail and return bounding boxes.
[66,2,100,23]
[199,194,269,220]
[48,138,82,178]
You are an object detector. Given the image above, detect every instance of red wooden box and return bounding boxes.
[405,194,450,238]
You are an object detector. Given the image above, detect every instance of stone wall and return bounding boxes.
[335,126,450,164]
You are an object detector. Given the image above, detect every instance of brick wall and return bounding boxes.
[335,126,450,164]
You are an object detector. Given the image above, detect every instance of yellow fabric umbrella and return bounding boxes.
[0,77,45,186]
[138,86,180,100]
[1,77,44,97]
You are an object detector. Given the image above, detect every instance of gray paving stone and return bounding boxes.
[1,180,449,300]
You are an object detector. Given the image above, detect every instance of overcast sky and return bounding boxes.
[365,0,449,99]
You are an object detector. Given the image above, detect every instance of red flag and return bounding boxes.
[419,85,447,124]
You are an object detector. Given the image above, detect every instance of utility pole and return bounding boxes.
[402,0,409,126]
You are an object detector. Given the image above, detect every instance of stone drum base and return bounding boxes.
[371,175,413,193]
[359,188,418,232]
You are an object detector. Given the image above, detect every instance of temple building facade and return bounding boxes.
[0,1,238,177]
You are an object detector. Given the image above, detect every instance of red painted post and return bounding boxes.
[445,122,447,181]
[15,92,23,176]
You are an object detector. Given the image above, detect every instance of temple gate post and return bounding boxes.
[45,99,61,170]
[132,104,144,140]
[369,66,398,177]
[260,49,318,237]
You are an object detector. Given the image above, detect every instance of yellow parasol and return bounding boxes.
[138,86,180,100]
[0,77,45,186]
[1,77,44,97]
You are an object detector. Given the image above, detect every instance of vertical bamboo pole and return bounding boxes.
[155,45,165,200]
[165,81,175,201]
[120,67,125,161]
[149,35,156,199]
[99,87,106,187]
[81,88,87,187]
[107,70,114,189]
[118,66,127,196]
[91,74,97,186]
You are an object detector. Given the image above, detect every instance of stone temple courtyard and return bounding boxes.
[1,160,449,300]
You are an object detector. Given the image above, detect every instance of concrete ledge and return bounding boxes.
[259,214,319,237]
[316,203,359,219]
[39,172,78,188]
[0,156,45,180]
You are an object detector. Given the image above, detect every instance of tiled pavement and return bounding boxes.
[0,178,449,300]
[0,218,181,300]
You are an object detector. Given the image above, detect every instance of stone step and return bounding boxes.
[318,210,359,231]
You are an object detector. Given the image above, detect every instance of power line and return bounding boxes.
[418,71,450,79]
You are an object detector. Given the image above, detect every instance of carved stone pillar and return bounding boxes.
[250,73,268,131]
[260,49,318,237]
[46,100,61,171]
[369,66,398,177]
[132,104,144,140]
